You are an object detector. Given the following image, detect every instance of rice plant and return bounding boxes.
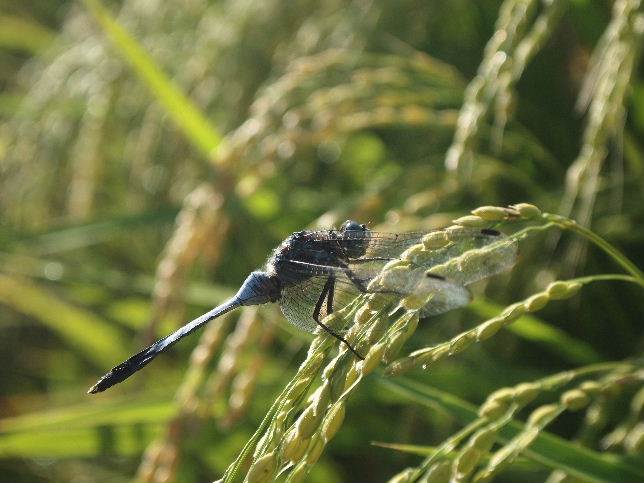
[0,1,643,482]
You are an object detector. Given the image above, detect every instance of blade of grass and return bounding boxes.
[0,394,174,457]
[0,273,128,366]
[0,252,234,308]
[0,396,174,434]
[380,376,644,483]
[0,15,53,53]
[5,208,179,254]
[0,425,162,457]
[370,441,437,457]
[81,0,221,160]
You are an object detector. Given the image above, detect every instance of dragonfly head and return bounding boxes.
[340,220,369,258]
[340,220,367,232]
[236,271,281,305]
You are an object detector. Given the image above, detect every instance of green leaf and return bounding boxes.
[2,207,179,255]
[370,441,436,456]
[0,274,128,366]
[6,208,178,254]
[0,395,174,457]
[380,377,644,483]
[81,0,221,159]
[0,15,53,53]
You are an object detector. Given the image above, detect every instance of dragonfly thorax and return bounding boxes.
[267,220,370,280]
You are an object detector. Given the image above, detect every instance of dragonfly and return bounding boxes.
[88,220,516,393]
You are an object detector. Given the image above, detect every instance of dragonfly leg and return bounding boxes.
[312,275,333,321]
[326,276,334,315]
[312,276,364,360]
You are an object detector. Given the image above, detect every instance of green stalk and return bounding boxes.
[81,0,221,161]
[543,213,644,285]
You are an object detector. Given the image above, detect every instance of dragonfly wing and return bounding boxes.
[420,229,518,286]
[279,228,516,287]
[336,231,426,260]
[279,274,363,333]
[356,228,517,286]
[279,261,473,325]
[278,255,469,308]
[317,227,515,273]
[420,282,472,316]
[277,227,516,328]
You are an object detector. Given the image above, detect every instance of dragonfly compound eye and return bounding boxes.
[340,220,366,232]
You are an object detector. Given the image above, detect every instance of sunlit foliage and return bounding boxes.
[1,1,643,482]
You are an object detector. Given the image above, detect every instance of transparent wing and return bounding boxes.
[278,228,517,330]
[302,227,506,254]
[357,228,503,260]
[420,280,472,316]
[371,229,518,290]
[415,229,518,286]
[279,274,364,333]
[279,268,473,331]
[302,230,426,260]
[279,228,514,284]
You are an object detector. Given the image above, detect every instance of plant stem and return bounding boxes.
[543,213,644,285]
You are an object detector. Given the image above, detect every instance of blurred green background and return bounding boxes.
[1,1,643,482]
